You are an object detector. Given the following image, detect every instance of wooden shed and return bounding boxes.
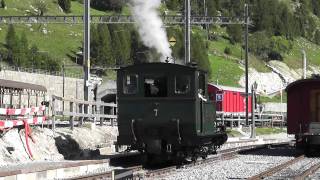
[0,79,47,108]
[207,84,252,113]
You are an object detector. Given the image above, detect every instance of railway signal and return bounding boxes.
[169,37,176,47]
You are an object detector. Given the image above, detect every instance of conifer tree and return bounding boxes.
[226,24,242,44]
[314,30,320,45]
[6,24,17,50]
[96,24,114,66]
[58,0,71,13]
[19,32,29,67]
[1,0,6,8]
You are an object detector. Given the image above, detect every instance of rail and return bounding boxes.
[51,95,117,131]
[248,155,305,180]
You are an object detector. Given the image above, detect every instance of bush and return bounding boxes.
[33,0,48,16]
[58,0,71,13]
[91,0,124,12]
[1,0,6,8]
[224,47,232,55]
[268,50,283,61]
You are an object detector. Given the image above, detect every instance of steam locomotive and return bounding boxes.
[116,62,227,162]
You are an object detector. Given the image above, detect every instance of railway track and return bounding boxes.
[143,141,291,179]
[66,165,143,180]
[0,139,292,179]
[248,155,305,180]
[292,162,320,179]
[248,155,320,180]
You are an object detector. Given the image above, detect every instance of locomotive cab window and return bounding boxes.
[144,76,167,97]
[175,75,190,94]
[198,73,206,95]
[123,74,138,94]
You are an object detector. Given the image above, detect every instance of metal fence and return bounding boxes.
[1,65,83,79]
[51,95,117,131]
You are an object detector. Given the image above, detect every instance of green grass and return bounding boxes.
[258,92,287,103]
[255,128,286,135]
[284,37,320,69]
[0,23,84,75]
[0,0,111,76]
[208,37,270,73]
[0,0,109,16]
[209,54,243,87]
[226,129,243,137]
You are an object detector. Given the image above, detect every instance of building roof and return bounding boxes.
[0,79,47,92]
[208,83,246,93]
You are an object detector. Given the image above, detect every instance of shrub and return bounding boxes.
[224,47,232,55]
[58,0,71,13]
[1,0,6,8]
[33,0,48,16]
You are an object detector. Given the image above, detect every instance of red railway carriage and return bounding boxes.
[286,77,320,152]
[207,84,252,113]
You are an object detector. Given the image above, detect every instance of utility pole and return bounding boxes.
[203,0,209,40]
[62,61,65,111]
[185,0,191,64]
[302,50,307,79]
[245,4,249,126]
[84,0,90,101]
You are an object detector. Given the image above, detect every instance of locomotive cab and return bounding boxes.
[116,63,227,160]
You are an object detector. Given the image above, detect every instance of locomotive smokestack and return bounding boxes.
[131,0,172,62]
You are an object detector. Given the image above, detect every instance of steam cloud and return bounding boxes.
[131,0,172,62]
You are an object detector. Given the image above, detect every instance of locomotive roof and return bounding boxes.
[285,78,320,92]
[118,62,202,72]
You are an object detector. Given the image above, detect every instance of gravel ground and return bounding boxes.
[266,158,320,179]
[310,169,320,180]
[220,133,292,151]
[160,155,293,180]
[155,137,295,180]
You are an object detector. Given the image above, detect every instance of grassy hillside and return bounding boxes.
[0,0,107,16]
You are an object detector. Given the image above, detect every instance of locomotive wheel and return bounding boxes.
[191,155,198,162]
[201,154,207,160]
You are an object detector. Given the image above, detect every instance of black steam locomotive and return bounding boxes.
[116,62,227,162]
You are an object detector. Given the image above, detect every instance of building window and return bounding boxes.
[144,76,167,97]
[175,75,190,94]
[123,74,138,94]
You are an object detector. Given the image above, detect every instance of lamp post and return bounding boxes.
[245,4,249,126]
[251,81,258,139]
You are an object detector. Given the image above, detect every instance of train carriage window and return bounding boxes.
[175,75,190,94]
[123,74,138,94]
[144,76,167,97]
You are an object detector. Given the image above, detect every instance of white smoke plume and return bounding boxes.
[131,0,172,62]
